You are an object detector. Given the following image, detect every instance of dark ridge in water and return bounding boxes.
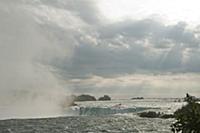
[0,116,173,133]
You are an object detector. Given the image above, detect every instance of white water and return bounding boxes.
[68,98,185,116]
[0,99,183,132]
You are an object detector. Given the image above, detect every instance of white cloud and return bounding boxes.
[98,0,200,25]
[67,73,200,98]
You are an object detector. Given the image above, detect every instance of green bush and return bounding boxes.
[171,94,200,133]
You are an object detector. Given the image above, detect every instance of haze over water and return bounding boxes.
[1,0,200,119]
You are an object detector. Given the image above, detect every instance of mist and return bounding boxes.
[0,0,74,119]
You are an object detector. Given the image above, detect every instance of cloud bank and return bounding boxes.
[49,0,200,97]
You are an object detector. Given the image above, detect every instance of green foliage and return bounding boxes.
[171,94,200,133]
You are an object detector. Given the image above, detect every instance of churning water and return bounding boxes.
[0,99,184,133]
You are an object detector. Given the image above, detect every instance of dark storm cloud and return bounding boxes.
[98,19,199,48]
[21,0,200,97]
[57,18,200,78]
[20,0,200,78]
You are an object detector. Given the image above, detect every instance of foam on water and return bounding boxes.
[67,98,185,116]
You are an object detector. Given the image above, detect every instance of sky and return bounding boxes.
[1,0,200,100]
[98,0,200,25]
[57,0,200,98]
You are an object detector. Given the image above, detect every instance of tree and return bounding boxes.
[74,94,96,101]
[171,94,200,133]
[98,95,111,101]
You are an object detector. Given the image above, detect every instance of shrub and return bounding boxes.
[171,94,200,133]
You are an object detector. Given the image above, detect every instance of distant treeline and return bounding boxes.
[70,94,111,102]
